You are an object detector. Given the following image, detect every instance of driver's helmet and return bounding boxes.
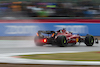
[63,28,66,30]
[62,28,66,32]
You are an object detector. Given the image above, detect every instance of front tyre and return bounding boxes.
[85,35,94,46]
[56,36,67,47]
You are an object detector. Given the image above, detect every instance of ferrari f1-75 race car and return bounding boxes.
[34,28,99,47]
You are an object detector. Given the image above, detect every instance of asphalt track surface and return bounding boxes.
[0,40,100,67]
[0,40,100,54]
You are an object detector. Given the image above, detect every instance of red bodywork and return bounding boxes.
[56,30,80,43]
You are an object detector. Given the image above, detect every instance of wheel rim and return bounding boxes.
[64,39,66,44]
[62,36,67,46]
[91,39,93,43]
[89,36,94,45]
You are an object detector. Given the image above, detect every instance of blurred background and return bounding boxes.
[0,0,100,17]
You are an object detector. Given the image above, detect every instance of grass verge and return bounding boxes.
[17,51,100,61]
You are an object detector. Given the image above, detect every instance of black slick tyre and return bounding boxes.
[85,35,94,46]
[56,36,67,47]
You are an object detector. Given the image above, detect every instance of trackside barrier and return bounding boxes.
[0,19,99,36]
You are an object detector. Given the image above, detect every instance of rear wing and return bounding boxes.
[37,30,55,37]
[38,31,55,34]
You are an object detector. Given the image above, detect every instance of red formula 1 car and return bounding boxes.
[34,28,99,47]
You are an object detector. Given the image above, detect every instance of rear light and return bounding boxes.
[43,39,47,43]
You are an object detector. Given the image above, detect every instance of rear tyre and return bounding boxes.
[34,36,44,46]
[85,35,94,46]
[56,36,67,47]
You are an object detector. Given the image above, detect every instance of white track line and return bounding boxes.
[0,51,100,65]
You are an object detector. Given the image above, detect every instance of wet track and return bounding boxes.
[0,40,100,54]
